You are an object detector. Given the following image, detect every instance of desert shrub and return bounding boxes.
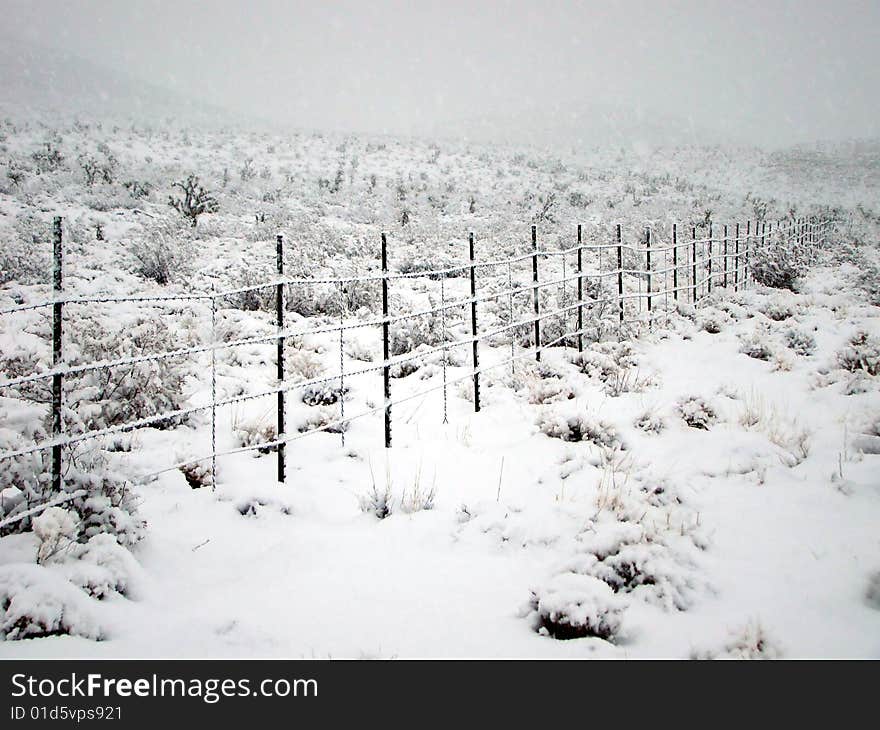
[296,406,346,434]
[359,482,393,520]
[760,298,794,321]
[287,349,325,380]
[389,312,442,356]
[233,418,277,455]
[677,396,717,430]
[836,331,880,375]
[167,174,219,227]
[179,460,214,489]
[0,213,51,284]
[785,328,816,356]
[527,377,578,405]
[739,329,775,361]
[538,409,621,448]
[525,573,624,641]
[128,219,194,285]
[691,621,782,659]
[750,241,803,290]
[634,410,665,434]
[700,313,725,334]
[301,383,347,406]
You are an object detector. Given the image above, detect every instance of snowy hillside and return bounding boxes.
[0,114,878,658]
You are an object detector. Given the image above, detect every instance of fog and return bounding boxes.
[2,0,879,147]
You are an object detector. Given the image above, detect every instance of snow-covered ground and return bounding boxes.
[1,119,879,657]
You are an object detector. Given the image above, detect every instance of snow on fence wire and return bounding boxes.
[0,215,830,492]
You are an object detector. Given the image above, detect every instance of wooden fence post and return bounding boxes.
[532,225,541,361]
[617,224,624,323]
[672,223,678,304]
[382,232,392,447]
[276,234,285,483]
[469,232,480,412]
[576,224,584,353]
[52,217,63,493]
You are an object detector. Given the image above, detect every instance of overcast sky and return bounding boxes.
[2,0,878,146]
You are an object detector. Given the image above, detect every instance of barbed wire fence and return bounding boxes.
[0,215,831,499]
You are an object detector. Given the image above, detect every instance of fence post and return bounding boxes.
[532,225,541,361]
[691,226,697,304]
[211,284,217,488]
[382,232,392,448]
[52,217,63,493]
[576,224,584,353]
[672,223,678,304]
[617,224,624,323]
[707,222,713,296]
[723,224,728,288]
[645,227,652,317]
[468,232,480,412]
[276,234,285,484]
[734,223,740,292]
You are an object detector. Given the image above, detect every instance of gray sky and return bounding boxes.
[3,0,879,146]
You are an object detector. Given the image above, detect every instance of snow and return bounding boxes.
[0,119,879,658]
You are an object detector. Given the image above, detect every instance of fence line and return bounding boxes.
[0,216,832,491]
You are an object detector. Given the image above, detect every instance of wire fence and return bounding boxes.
[0,215,831,490]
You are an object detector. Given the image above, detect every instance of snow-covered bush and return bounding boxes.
[296,405,346,434]
[128,218,194,285]
[760,297,794,321]
[739,328,775,361]
[700,312,725,334]
[526,377,578,405]
[178,460,214,489]
[538,408,622,449]
[359,482,393,520]
[0,564,104,641]
[750,240,803,290]
[677,396,717,430]
[233,419,277,455]
[635,409,665,434]
[0,213,51,285]
[785,327,816,356]
[51,533,141,599]
[33,507,79,564]
[524,573,624,641]
[836,331,880,376]
[389,311,442,356]
[287,349,325,380]
[691,620,782,659]
[301,383,347,406]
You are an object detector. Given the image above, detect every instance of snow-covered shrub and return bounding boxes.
[524,573,624,641]
[301,383,347,406]
[1,214,52,285]
[0,564,104,641]
[33,507,79,564]
[527,377,578,405]
[287,349,325,380]
[785,327,816,356]
[677,396,717,430]
[760,298,794,321]
[750,241,802,290]
[836,331,880,376]
[51,533,140,599]
[179,460,214,489]
[389,312,442,356]
[691,620,782,660]
[399,476,437,514]
[296,405,346,434]
[359,482,393,520]
[700,313,725,334]
[234,419,277,455]
[344,338,374,362]
[739,328,775,361]
[634,409,665,434]
[538,409,621,449]
[128,218,194,285]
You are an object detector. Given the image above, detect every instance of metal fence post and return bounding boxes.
[276,234,285,483]
[52,217,63,493]
[531,225,540,361]
[382,232,392,447]
[645,227,652,317]
[734,222,740,292]
[707,222,713,296]
[468,231,480,412]
[211,284,217,488]
[617,223,624,323]
[672,223,678,304]
[576,224,584,352]
[723,223,728,288]
[691,226,697,304]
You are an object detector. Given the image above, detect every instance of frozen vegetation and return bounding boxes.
[0,115,879,657]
